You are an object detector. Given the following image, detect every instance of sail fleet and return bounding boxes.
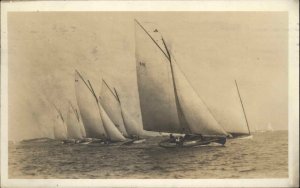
[51,19,253,147]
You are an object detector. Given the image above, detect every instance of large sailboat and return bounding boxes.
[134,20,228,147]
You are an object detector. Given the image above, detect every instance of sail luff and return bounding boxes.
[235,80,251,135]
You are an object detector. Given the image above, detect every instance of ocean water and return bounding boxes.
[9,131,288,179]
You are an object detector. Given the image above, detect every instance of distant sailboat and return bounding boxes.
[267,123,274,132]
[66,102,84,139]
[98,98,127,142]
[75,70,127,142]
[114,88,142,138]
[135,20,227,147]
[75,70,107,139]
[100,78,142,138]
[53,105,68,140]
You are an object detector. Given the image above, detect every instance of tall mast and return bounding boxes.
[235,80,251,135]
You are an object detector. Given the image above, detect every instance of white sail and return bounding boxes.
[53,115,67,140]
[171,60,228,136]
[100,80,128,137]
[98,100,126,142]
[135,20,185,133]
[66,105,83,139]
[75,70,107,139]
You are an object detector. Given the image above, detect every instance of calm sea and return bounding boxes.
[9,131,288,179]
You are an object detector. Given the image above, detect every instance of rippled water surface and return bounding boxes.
[9,131,287,179]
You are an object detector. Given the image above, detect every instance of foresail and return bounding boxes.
[66,105,84,139]
[171,61,228,136]
[75,71,107,139]
[98,101,126,142]
[135,20,184,133]
[100,80,128,137]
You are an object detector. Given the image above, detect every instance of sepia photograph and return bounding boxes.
[1,1,299,187]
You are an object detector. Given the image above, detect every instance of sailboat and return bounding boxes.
[114,88,144,140]
[100,79,129,137]
[52,105,68,140]
[75,70,127,143]
[75,70,107,140]
[65,102,84,140]
[267,123,274,132]
[134,20,228,148]
[100,79,143,142]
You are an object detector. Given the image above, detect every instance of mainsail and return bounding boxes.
[135,20,227,136]
[135,20,185,133]
[75,70,107,138]
[66,103,84,139]
[100,79,128,137]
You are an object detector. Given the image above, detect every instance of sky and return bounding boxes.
[7,12,288,141]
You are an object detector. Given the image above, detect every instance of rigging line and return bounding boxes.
[87,80,98,102]
[102,79,118,101]
[235,80,251,135]
[134,19,170,62]
[169,51,227,134]
[113,88,121,103]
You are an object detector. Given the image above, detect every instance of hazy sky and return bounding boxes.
[8,12,288,141]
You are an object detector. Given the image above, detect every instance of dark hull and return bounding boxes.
[159,137,226,148]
